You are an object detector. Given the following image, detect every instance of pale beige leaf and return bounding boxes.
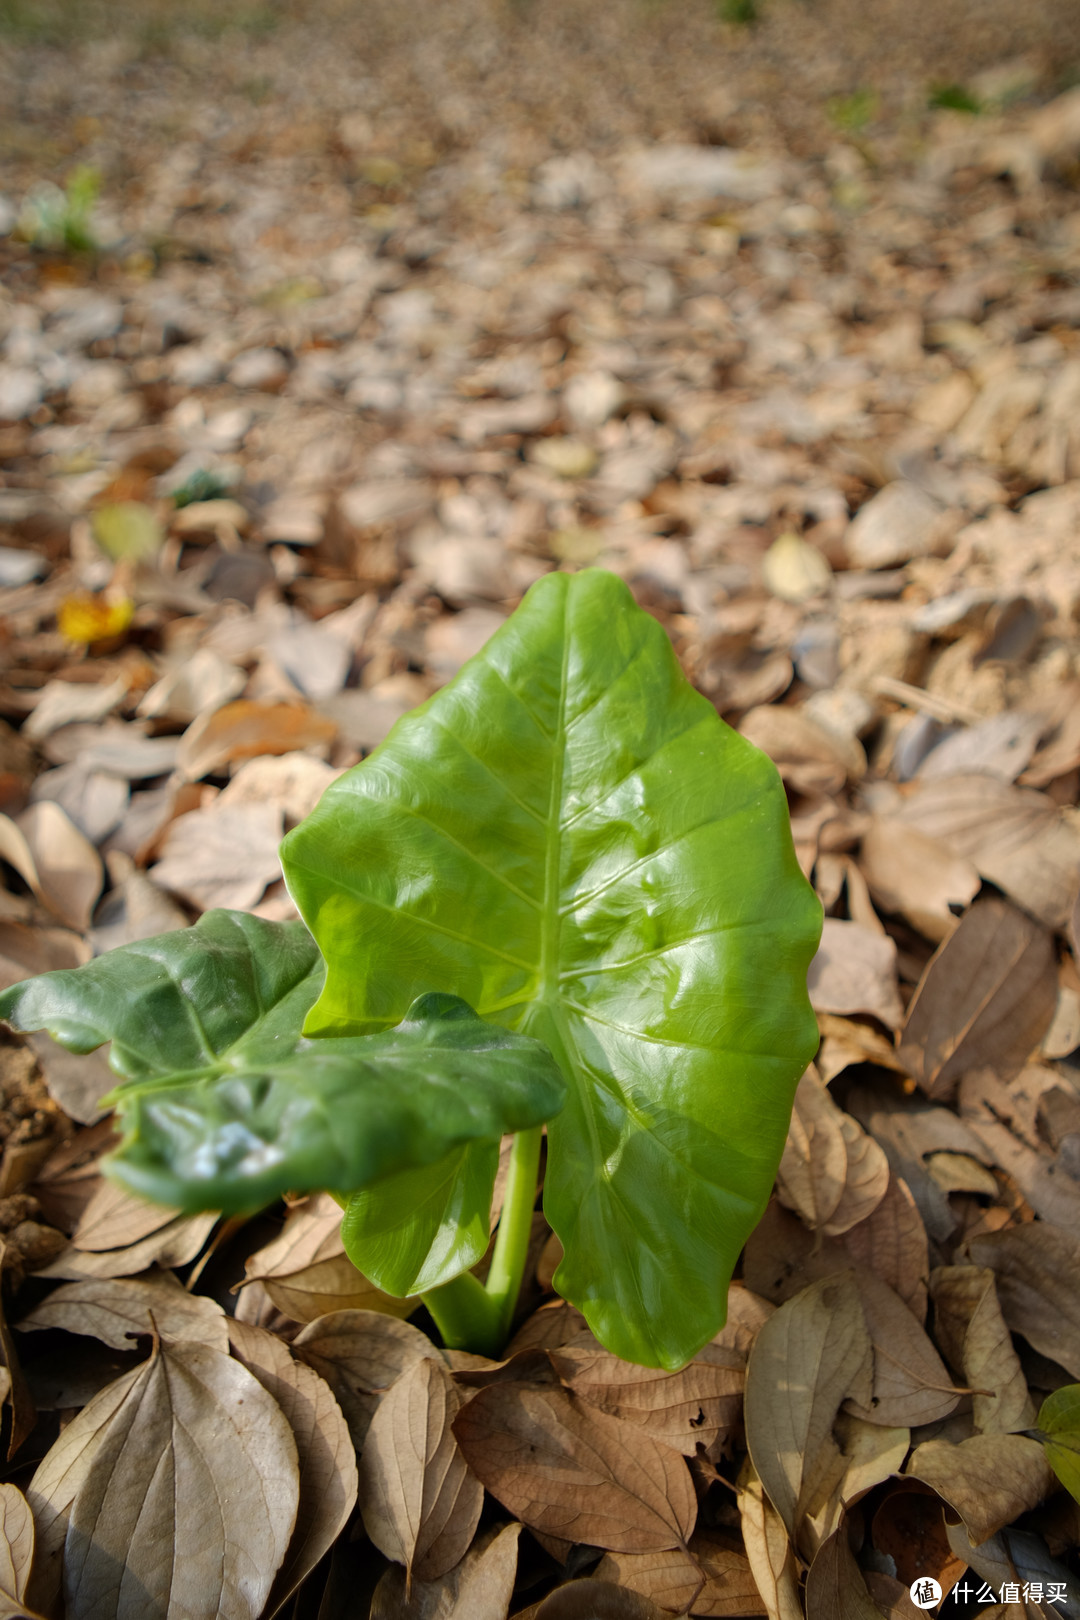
[226,1319,358,1617]
[453,1383,696,1553]
[775,1069,848,1230]
[56,1338,298,1620]
[241,1192,346,1283]
[803,1412,910,1553]
[740,706,864,796]
[712,1285,775,1360]
[848,1270,960,1428]
[858,818,980,944]
[965,1115,1080,1230]
[841,1175,928,1322]
[35,1213,218,1280]
[807,920,905,1029]
[969,1222,1080,1378]
[0,1483,39,1620]
[816,1014,908,1085]
[513,1578,667,1619]
[687,1530,768,1618]
[907,1433,1055,1545]
[736,1462,802,1620]
[18,1274,228,1353]
[265,1254,413,1325]
[506,1299,590,1353]
[805,1523,889,1620]
[359,1357,481,1583]
[898,896,1057,1100]
[550,1344,743,1456]
[73,1181,179,1253]
[743,1271,873,1543]
[593,1546,705,1614]
[293,1309,445,1448]
[369,1521,521,1620]
[925,1151,998,1196]
[0,805,103,933]
[890,772,1080,930]
[823,1114,890,1236]
[928,1267,1033,1434]
[150,800,284,913]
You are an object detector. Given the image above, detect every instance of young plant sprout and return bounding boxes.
[0,569,821,1369]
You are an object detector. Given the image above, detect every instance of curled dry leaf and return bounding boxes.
[907,1433,1056,1546]
[857,818,980,944]
[453,1383,696,1553]
[736,1461,802,1620]
[292,1309,446,1449]
[35,1212,219,1281]
[847,1270,960,1429]
[242,1192,345,1281]
[899,895,1058,1100]
[969,1223,1080,1379]
[807,920,904,1030]
[226,1319,358,1618]
[358,1356,482,1583]
[804,1413,910,1552]
[0,1483,40,1620]
[242,1194,413,1327]
[945,1518,1080,1613]
[805,1521,890,1620]
[550,1343,743,1456]
[18,1274,228,1353]
[507,1300,591,1354]
[369,1522,521,1620]
[776,1070,889,1235]
[73,1181,180,1253]
[0,805,102,933]
[28,1337,299,1620]
[964,1113,1080,1231]
[739,706,865,797]
[842,1175,929,1324]
[743,1271,873,1545]
[928,1266,1034,1434]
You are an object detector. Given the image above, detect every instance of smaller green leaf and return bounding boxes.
[1033,1385,1080,1505]
[341,1141,499,1296]
[90,502,163,562]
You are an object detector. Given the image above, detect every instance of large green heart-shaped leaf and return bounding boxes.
[0,911,565,1216]
[282,568,822,1367]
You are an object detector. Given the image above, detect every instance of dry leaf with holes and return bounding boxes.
[743,1271,873,1548]
[928,1267,1033,1435]
[453,1383,696,1553]
[857,818,980,943]
[369,1522,521,1620]
[549,1342,743,1456]
[969,1223,1080,1379]
[777,1070,889,1235]
[807,919,905,1029]
[227,1319,358,1617]
[27,1337,299,1619]
[293,1310,446,1448]
[18,1274,228,1353]
[358,1357,482,1582]
[736,1461,803,1620]
[899,896,1057,1099]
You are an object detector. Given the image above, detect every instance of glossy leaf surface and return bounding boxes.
[1034,1384,1080,1504]
[0,914,565,1215]
[282,568,821,1366]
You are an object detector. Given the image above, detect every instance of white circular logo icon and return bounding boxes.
[909,1577,942,1609]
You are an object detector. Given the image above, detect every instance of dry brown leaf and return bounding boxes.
[816,1014,909,1085]
[507,1300,592,1354]
[898,896,1057,1100]
[0,805,102,933]
[857,818,980,943]
[686,1531,768,1618]
[0,1483,40,1620]
[358,1356,482,1583]
[841,1175,929,1323]
[35,1212,219,1280]
[28,1337,299,1619]
[889,772,1080,931]
[515,1579,668,1620]
[870,1479,967,1596]
[293,1309,446,1448]
[242,1192,345,1282]
[736,1462,802,1620]
[862,1572,923,1619]
[907,1433,1055,1545]
[928,1267,1033,1434]
[73,1181,179,1253]
[369,1522,521,1620]
[969,1223,1080,1378]
[711,1285,775,1361]
[177,699,337,782]
[805,1522,889,1620]
[945,1516,1080,1612]
[265,1252,413,1325]
[743,1271,873,1546]
[226,1318,358,1618]
[593,1546,705,1614]
[807,919,905,1029]
[963,1113,1080,1230]
[453,1383,696,1553]
[739,706,864,796]
[149,800,284,912]
[848,1270,960,1429]
[18,1274,228,1353]
[776,1070,888,1235]
[550,1344,743,1456]
[0,922,91,994]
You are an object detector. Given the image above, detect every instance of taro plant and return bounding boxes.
[0,569,821,1368]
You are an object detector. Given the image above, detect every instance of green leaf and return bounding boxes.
[281,568,822,1367]
[1033,1385,1080,1504]
[340,1142,499,1296]
[0,912,565,1218]
[90,502,163,562]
